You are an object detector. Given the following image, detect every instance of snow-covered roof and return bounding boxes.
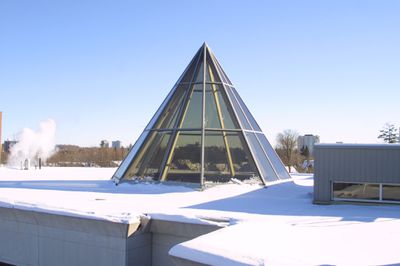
[1,167,399,265]
[316,143,400,149]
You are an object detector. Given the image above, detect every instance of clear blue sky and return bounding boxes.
[1,0,399,147]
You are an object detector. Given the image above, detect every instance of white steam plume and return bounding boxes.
[8,119,56,168]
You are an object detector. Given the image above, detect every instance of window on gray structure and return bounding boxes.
[382,185,400,201]
[332,183,380,201]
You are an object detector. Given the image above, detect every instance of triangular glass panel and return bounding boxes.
[181,48,203,83]
[205,52,221,83]
[210,51,232,85]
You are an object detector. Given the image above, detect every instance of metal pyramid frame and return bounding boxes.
[112,43,290,186]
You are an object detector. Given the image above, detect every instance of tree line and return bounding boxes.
[47,145,129,167]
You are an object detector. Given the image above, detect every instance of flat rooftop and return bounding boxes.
[316,143,400,149]
[0,167,399,265]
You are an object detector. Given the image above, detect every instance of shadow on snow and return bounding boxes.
[0,180,194,195]
[186,181,400,223]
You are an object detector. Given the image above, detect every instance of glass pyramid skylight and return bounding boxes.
[112,43,290,186]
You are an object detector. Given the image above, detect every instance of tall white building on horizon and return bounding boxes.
[112,140,121,149]
[298,134,320,156]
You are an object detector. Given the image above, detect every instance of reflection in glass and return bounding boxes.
[210,52,232,85]
[204,84,238,129]
[216,88,238,129]
[256,133,290,179]
[181,87,202,129]
[205,90,221,128]
[181,49,202,83]
[166,131,201,183]
[115,131,149,179]
[246,132,278,182]
[333,183,380,200]
[226,87,252,129]
[204,131,230,181]
[205,52,221,83]
[152,84,188,129]
[194,61,204,83]
[124,131,172,180]
[382,185,400,201]
[140,132,172,178]
[204,131,261,183]
[232,88,261,131]
[225,132,259,180]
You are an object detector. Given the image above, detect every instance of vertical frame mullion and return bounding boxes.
[200,44,206,187]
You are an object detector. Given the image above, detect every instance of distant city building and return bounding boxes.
[112,140,121,149]
[100,140,109,148]
[297,134,320,156]
[3,140,17,153]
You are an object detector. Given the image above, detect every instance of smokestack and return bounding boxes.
[0,111,2,165]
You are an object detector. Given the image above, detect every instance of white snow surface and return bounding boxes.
[1,167,400,265]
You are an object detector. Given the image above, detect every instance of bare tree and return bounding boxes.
[276,129,299,173]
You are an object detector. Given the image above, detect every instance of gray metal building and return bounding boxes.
[314,144,400,204]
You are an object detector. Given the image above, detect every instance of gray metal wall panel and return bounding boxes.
[314,144,400,203]
[321,148,329,202]
[314,148,331,203]
[392,150,400,183]
[313,149,320,201]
